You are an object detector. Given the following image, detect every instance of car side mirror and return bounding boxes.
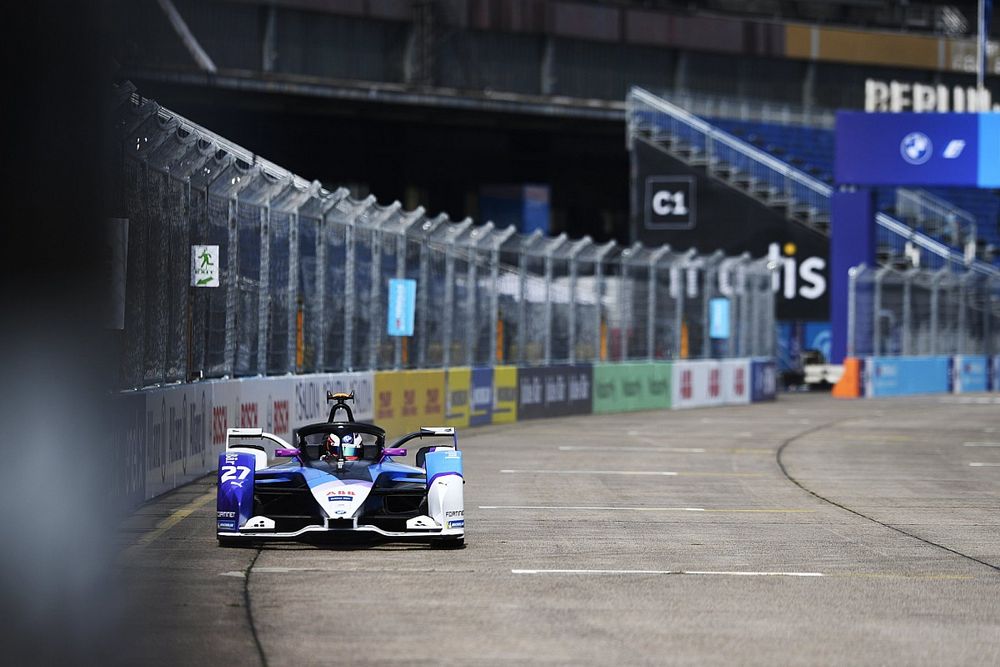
[383,447,407,457]
[275,448,300,458]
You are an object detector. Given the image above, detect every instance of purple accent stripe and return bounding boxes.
[427,471,463,487]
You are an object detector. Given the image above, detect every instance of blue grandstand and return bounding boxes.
[707,118,1000,257]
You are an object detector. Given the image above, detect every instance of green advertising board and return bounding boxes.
[592,362,672,413]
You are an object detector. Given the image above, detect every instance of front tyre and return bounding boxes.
[430,536,465,550]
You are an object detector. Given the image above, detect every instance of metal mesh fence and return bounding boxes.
[848,264,1000,357]
[115,90,779,389]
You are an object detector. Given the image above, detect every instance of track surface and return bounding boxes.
[118,394,1000,665]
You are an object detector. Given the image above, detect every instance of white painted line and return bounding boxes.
[500,469,677,476]
[969,462,1000,467]
[559,445,706,453]
[480,505,705,512]
[964,442,1000,447]
[512,569,824,577]
[479,505,814,513]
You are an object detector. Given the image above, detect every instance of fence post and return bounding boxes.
[929,270,942,355]
[648,246,671,360]
[901,268,912,356]
[957,272,968,355]
[593,241,616,362]
[488,226,515,368]
[543,234,568,366]
[257,200,271,376]
[619,248,631,361]
[566,238,590,365]
[286,199,299,374]
[873,266,887,356]
[394,207,424,370]
[465,222,490,367]
[847,264,862,357]
[343,205,358,371]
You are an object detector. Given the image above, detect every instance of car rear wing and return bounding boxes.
[226,428,296,469]
[390,426,458,450]
[388,427,459,469]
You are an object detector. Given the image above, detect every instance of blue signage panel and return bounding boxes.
[709,298,730,339]
[469,367,494,427]
[750,359,777,402]
[835,112,1000,187]
[954,355,989,393]
[864,356,951,397]
[387,279,416,336]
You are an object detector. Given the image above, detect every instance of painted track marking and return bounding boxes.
[124,490,216,555]
[512,569,824,577]
[500,470,762,477]
[964,442,1000,447]
[559,445,706,453]
[968,462,1000,467]
[501,469,677,476]
[479,505,816,513]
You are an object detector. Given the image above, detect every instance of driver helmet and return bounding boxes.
[340,433,362,461]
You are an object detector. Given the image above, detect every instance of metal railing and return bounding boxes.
[114,86,778,389]
[847,263,1000,357]
[629,87,833,229]
[895,188,977,254]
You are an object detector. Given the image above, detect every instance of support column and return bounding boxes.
[831,187,876,363]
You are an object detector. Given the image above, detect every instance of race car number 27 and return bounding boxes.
[220,465,252,483]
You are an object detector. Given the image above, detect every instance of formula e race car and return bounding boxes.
[216,392,464,548]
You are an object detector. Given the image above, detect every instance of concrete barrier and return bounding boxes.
[117,358,778,507]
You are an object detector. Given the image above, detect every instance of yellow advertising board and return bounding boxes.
[492,366,518,424]
[444,367,471,428]
[373,369,446,437]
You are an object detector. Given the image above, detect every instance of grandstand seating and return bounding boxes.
[707,117,1000,255]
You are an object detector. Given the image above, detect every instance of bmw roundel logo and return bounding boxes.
[900,132,932,165]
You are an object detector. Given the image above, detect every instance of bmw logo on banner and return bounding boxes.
[899,132,932,165]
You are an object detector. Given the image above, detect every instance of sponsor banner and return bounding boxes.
[671,360,725,409]
[953,355,989,393]
[492,366,518,424]
[592,363,672,414]
[291,372,375,427]
[144,382,213,500]
[994,355,999,392]
[470,367,495,427]
[445,367,471,428]
[864,356,951,397]
[720,359,751,405]
[517,365,593,420]
[110,391,146,509]
[374,369,446,437]
[835,111,1000,188]
[750,358,778,402]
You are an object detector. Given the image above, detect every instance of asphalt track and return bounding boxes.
[117,393,1000,666]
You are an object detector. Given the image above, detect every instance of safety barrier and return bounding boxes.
[113,358,778,508]
[833,355,999,398]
